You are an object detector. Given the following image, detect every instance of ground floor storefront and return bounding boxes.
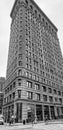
[3,101,63,123]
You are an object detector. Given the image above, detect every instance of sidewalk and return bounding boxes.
[4,123,34,129]
[46,119,63,124]
[4,121,63,130]
[4,119,63,128]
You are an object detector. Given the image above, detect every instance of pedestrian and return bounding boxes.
[45,115,48,125]
[9,118,11,126]
[31,112,35,126]
[35,115,37,124]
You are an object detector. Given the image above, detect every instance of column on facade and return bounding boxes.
[14,102,16,119]
[57,106,60,117]
[54,106,57,118]
[42,105,45,121]
[7,107,8,122]
[34,104,36,117]
[49,106,52,120]
[34,104,37,123]
[21,79,27,99]
[22,103,27,121]
[59,107,62,116]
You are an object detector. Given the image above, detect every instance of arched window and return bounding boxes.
[42,18,45,22]
[52,29,53,32]
[35,10,37,16]
[25,0,28,5]
[39,14,41,19]
[49,25,51,29]
[46,22,48,28]
[30,5,33,10]
[46,22,48,26]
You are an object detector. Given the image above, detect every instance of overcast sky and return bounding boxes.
[0,0,63,78]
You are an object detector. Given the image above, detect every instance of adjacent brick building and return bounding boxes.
[0,77,5,114]
[3,0,63,123]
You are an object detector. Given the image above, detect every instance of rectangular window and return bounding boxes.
[13,92,15,99]
[29,58,31,63]
[59,98,62,104]
[27,92,33,99]
[7,87,9,93]
[4,98,6,103]
[36,76,39,81]
[26,64,28,68]
[10,85,12,91]
[26,57,28,62]
[29,73,32,79]
[49,96,53,102]
[35,84,40,90]
[26,50,28,55]
[27,81,32,88]
[18,90,21,98]
[29,65,32,70]
[13,82,16,88]
[18,61,22,66]
[29,52,31,57]
[58,91,61,95]
[36,93,40,101]
[9,94,11,101]
[48,88,52,93]
[26,72,29,77]
[55,97,58,102]
[18,69,22,76]
[53,89,57,94]
[43,95,47,102]
[43,86,46,92]
[18,79,21,86]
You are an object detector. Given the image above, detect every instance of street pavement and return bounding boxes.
[1,120,63,130]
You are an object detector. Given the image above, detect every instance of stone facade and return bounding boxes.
[3,0,63,123]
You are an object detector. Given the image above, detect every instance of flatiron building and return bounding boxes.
[3,0,63,123]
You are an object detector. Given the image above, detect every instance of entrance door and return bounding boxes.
[36,105,43,121]
[28,111,32,122]
[44,105,50,120]
[50,106,55,119]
